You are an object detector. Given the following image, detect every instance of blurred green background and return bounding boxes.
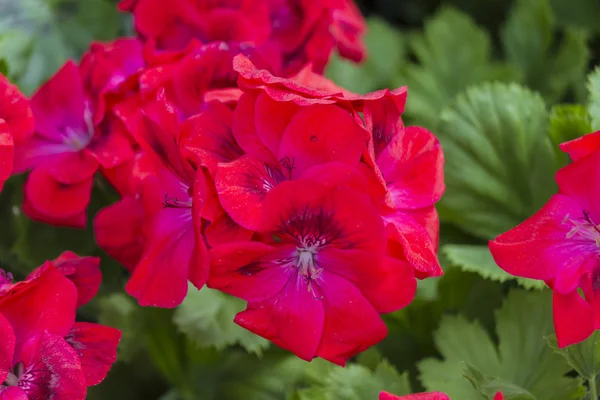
[1,0,600,399]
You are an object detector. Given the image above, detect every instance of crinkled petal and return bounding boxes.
[0,313,15,383]
[0,74,34,143]
[65,322,121,386]
[317,272,387,366]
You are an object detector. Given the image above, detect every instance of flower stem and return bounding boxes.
[591,376,598,400]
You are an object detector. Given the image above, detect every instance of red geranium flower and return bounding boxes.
[13,61,134,228]
[208,169,416,365]
[122,92,209,307]
[379,391,450,400]
[0,260,120,398]
[119,0,366,75]
[0,74,34,192]
[490,135,600,347]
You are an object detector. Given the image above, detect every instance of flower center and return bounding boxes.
[1,362,24,388]
[564,210,600,247]
[0,269,13,286]
[62,105,94,151]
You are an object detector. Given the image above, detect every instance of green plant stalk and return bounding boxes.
[591,376,598,400]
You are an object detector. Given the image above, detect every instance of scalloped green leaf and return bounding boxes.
[589,67,600,131]
[418,290,583,400]
[436,82,556,239]
[394,7,518,127]
[501,0,589,104]
[443,244,546,290]
[173,285,269,355]
[547,331,600,380]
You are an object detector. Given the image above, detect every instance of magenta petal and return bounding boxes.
[65,322,121,386]
[556,147,600,221]
[489,194,589,282]
[126,209,195,308]
[0,386,28,400]
[19,332,86,400]
[317,272,387,366]
[271,276,325,362]
[208,242,293,303]
[0,313,15,383]
[553,289,594,348]
[52,252,102,307]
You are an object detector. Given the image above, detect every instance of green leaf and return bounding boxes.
[394,7,518,127]
[546,331,600,380]
[326,17,404,94]
[98,293,144,362]
[173,285,269,355]
[294,360,411,400]
[549,0,600,33]
[549,105,592,147]
[501,0,590,104]
[436,82,556,239]
[443,244,546,290]
[0,0,123,94]
[588,67,600,131]
[418,290,583,400]
[463,365,535,400]
[0,59,8,76]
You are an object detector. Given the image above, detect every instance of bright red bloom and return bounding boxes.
[0,264,120,398]
[27,252,102,307]
[0,265,85,399]
[0,74,34,192]
[494,392,504,400]
[209,169,416,365]
[119,0,366,75]
[123,92,209,307]
[560,130,600,162]
[379,391,450,400]
[64,323,121,387]
[490,143,600,347]
[13,61,134,228]
[79,38,145,124]
[94,153,154,272]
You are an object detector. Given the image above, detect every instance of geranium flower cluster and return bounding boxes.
[1,0,446,366]
[490,130,600,348]
[0,252,120,399]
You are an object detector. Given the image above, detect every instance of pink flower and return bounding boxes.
[379,391,450,400]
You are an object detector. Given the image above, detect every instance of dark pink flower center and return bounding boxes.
[163,192,192,209]
[564,210,600,248]
[61,105,94,151]
[0,269,13,286]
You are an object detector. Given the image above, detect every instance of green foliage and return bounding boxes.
[0,0,124,94]
[501,0,590,104]
[394,7,517,127]
[293,359,411,400]
[436,82,556,239]
[418,290,583,400]
[589,67,600,131]
[547,332,600,381]
[173,285,270,355]
[443,244,546,290]
[325,17,405,94]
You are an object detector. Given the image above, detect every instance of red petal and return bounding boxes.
[126,209,195,307]
[489,194,589,283]
[65,322,121,386]
[42,151,99,185]
[204,212,253,247]
[0,386,28,399]
[0,120,13,192]
[359,257,417,314]
[232,93,276,163]
[0,265,77,347]
[380,392,450,400]
[377,126,444,209]
[384,211,443,278]
[52,252,101,307]
[181,100,242,175]
[559,130,600,162]
[0,313,15,383]
[208,242,293,303]
[317,272,387,366]
[19,332,86,399]
[88,114,134,170]
[22,197,87,229]
[0,74,34,144]
[556,147,600,221]
[553,289,594,347]
[254,93,299,156]
[278,104,366,178]
[94,197,145,272]
[24,169,93,225]
[30,61,87,143]
[215,155,287,230]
